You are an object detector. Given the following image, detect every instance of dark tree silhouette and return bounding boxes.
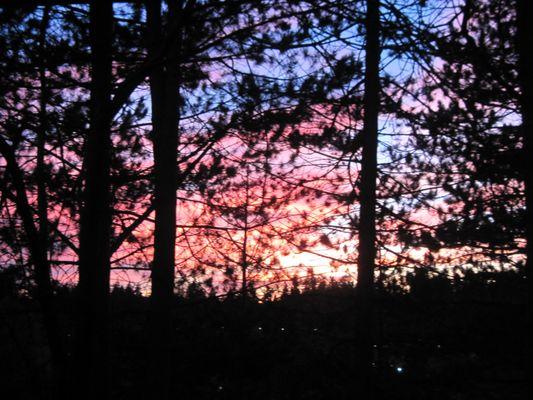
[0,7,68,395]
[394,0,525,267]
[75,2,113,398]
[145,1,180,397]
[516,0,532,324]
[516,0,532,386]
[355,0,381,395]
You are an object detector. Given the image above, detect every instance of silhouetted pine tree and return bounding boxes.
[75,2,114,398]
[355,0,380,395]
[396,0,526,267]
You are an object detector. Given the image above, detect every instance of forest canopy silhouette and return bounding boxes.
[0,0,529,399]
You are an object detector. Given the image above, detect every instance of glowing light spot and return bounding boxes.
[396,367,403,373]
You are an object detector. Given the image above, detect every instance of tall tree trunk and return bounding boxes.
[0,8,66,396]
[146,1,180,398]
[356,0,380,396]
[516,0,532,386]
[76,1,113,399]
[0,138,65,398]
[36,7,67,396]
[241,172,250,305]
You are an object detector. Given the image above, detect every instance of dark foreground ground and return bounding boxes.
[0,266,527,399]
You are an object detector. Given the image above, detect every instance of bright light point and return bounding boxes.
[281,327,285,331]
[396,367,403,373]
[258,326,262,330]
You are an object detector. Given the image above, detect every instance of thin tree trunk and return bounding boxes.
[76,1,113,399]
[356,0,380,396]
[0,137,65,398]
[516,0,532,386]
[146,1,180,397]
[242,171,250,305]
[0,8,66,396]
[36,7,68,396]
